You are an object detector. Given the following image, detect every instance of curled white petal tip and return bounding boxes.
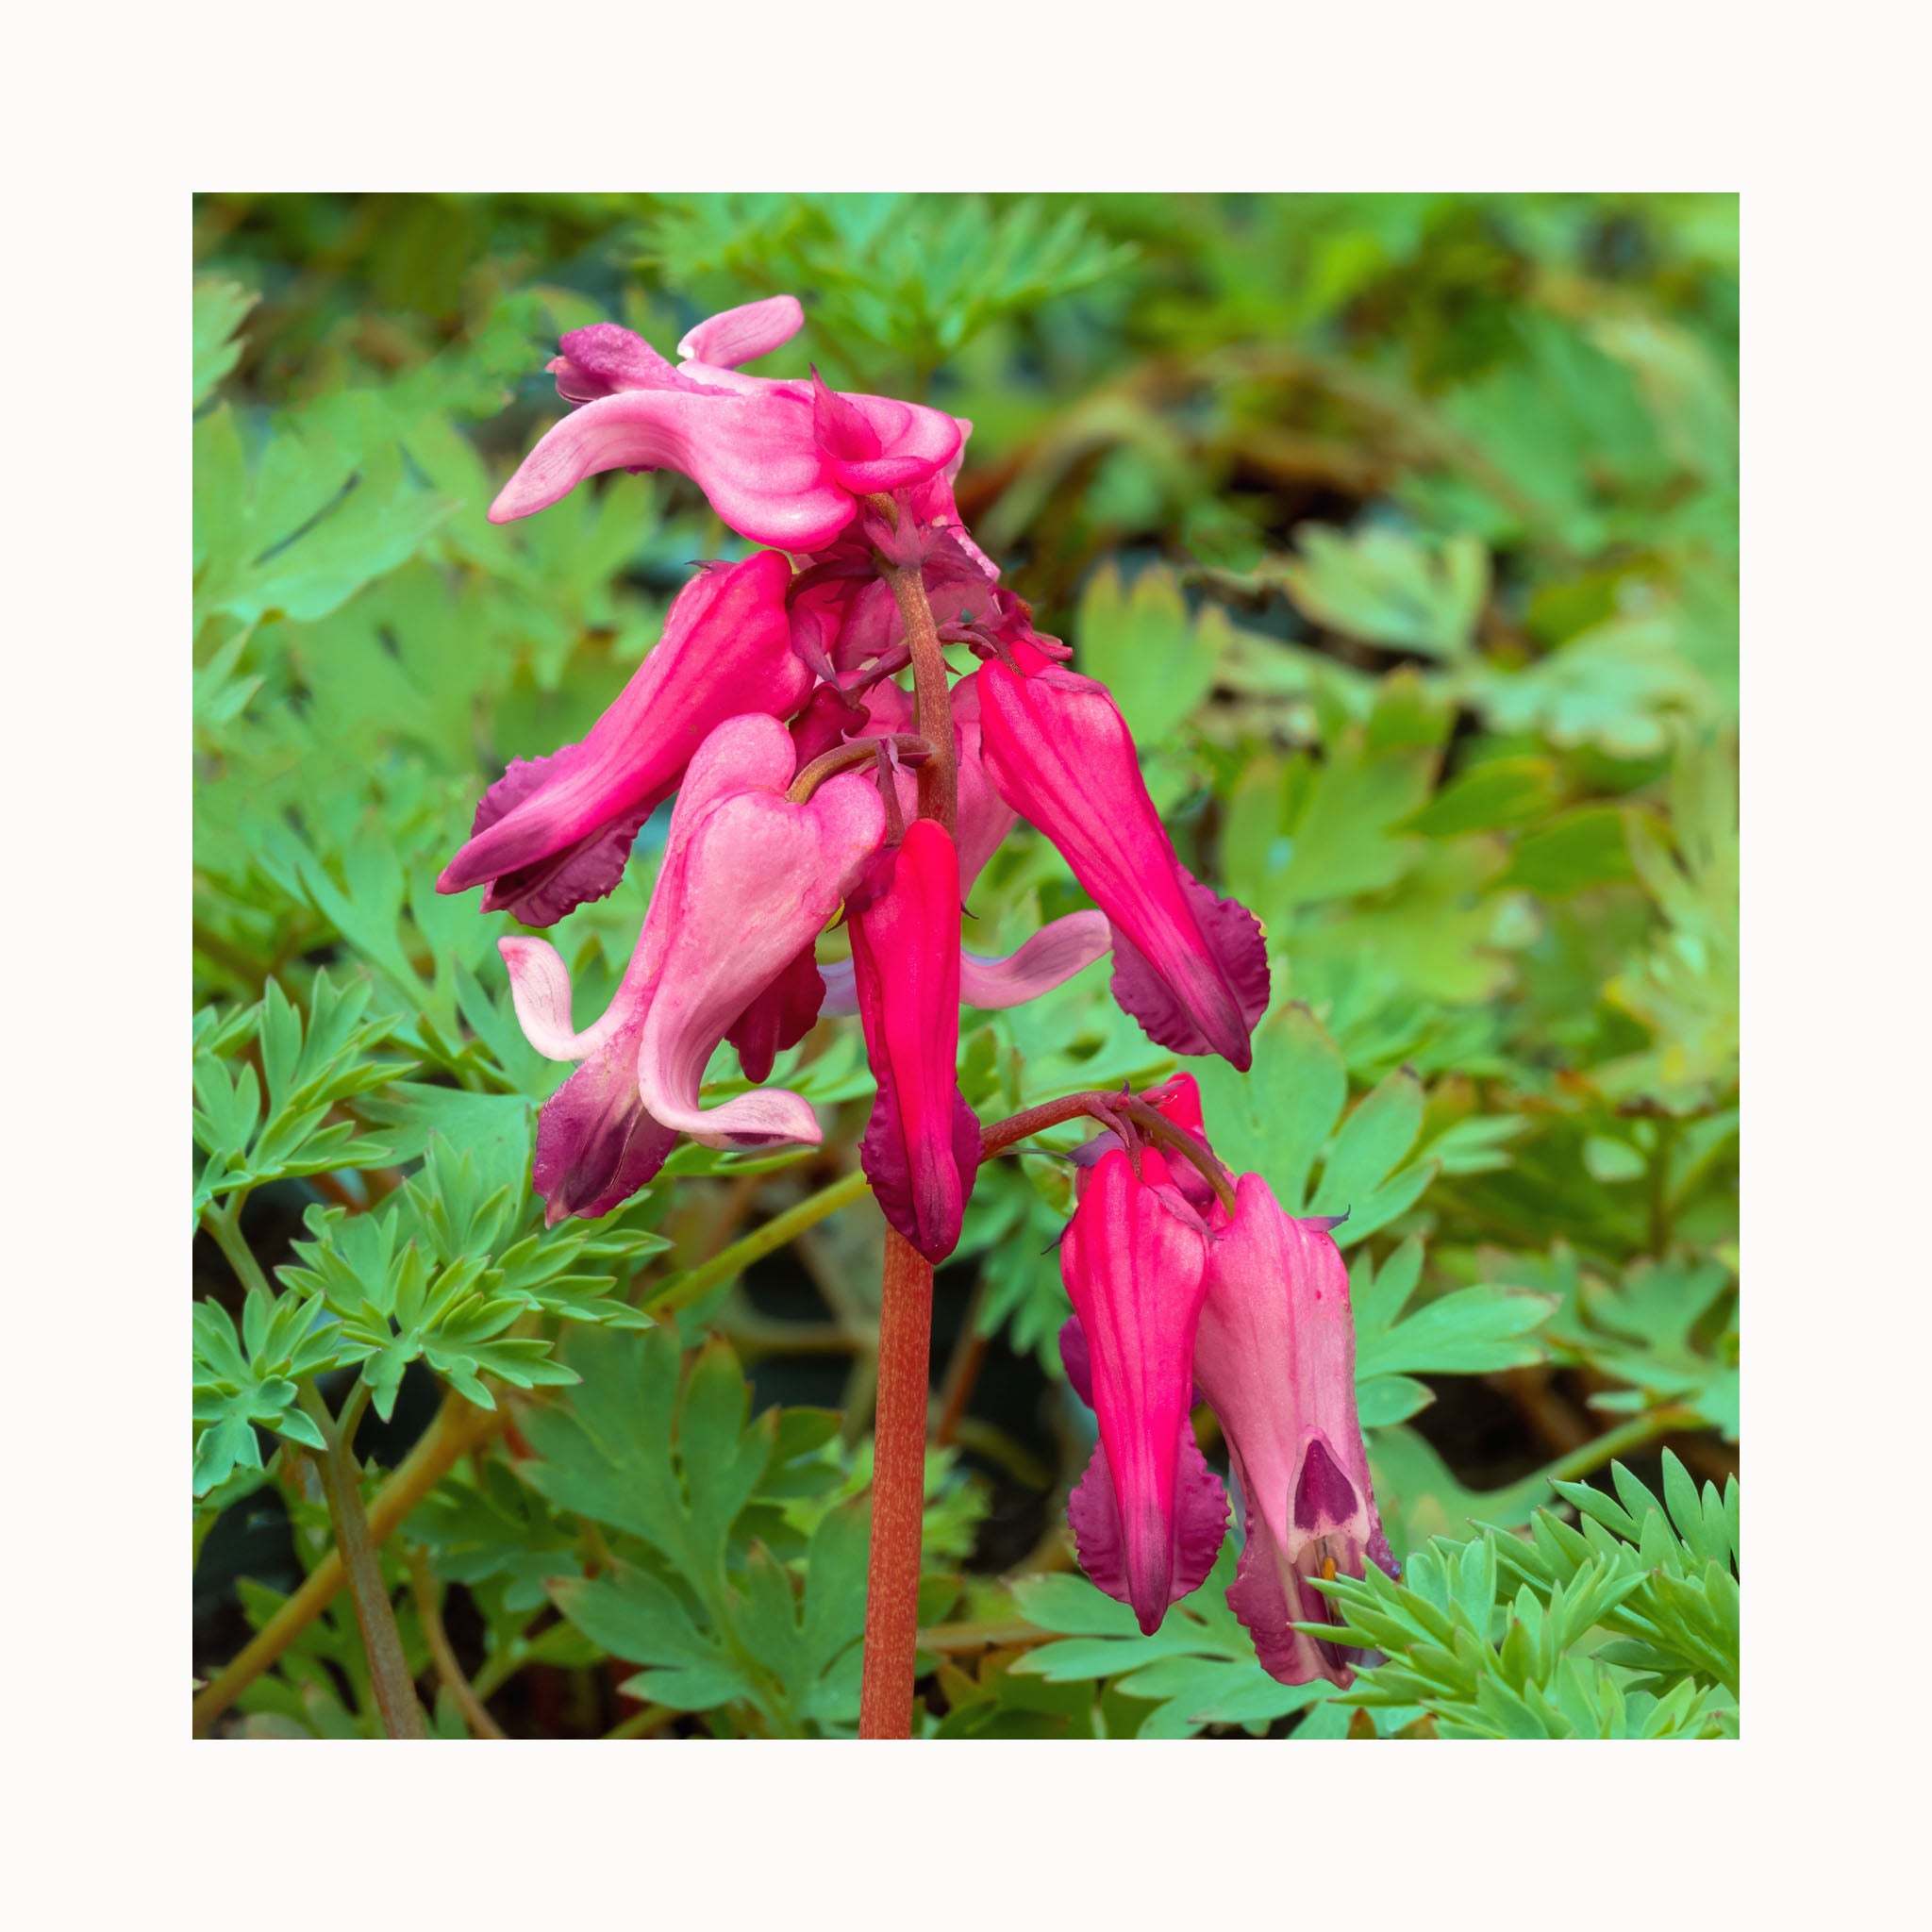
[499,936,609,1059]
[669,1090,824,1152]
[817,910,1111,1021]
[677,294,807,368]
[499,937,576,1054]
[959,910,1113,1009]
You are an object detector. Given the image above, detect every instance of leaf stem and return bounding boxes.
[604,1702,676,1740]
[407,1546,506,1740]
[858,1228,933,1740]
[192,1389,505,1733]
[203,1192,425,1736]
[1543,1405,1702,1485]
[203,1195,272,1298]
[642,1168,873,1317]
[468,1638,530,1704]
[932,1280,989,1449]
[297,1383,426,1740]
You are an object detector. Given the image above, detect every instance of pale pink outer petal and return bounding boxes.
[500,712,825,1068]
[958,911,1112,1008]
[676,295,806,368]
[612,710,803,1009]
[814,908,1108,1018]
[488,388,858,552]
[1191,1174,1387,1687]
[514,713,866,1224]
[674,709,801,820]
[633,769,885,1147]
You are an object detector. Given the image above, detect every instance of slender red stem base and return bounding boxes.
[858,1228,935,1739]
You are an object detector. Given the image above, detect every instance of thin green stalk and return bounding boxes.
[1543,1405,1701,1485]
[335,1378,373,1455]
[469,1640,530,1705]
[204,1195,271,1298]
[203,1194,426,1738]
[192,1389,506,1732]
[643,1168,872,1316]
[298,1384,426,1740]
[408,1547,505,1740]
[605,1703,676,1740]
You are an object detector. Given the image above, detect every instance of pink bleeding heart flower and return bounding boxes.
[786,463,998,690]
[787,684,871,771]
[1058,1147,1229,1633]
[675,294,809,376]
[728,686,889,1079]
[1068,1071,1219,1214]
[438,552,812,926]
[723,942,829,1089]
[856,675,1015,892]
[845,819,982,1264]
[902,436,998,583]
[977,640,1269,1070]
[499,713,885,1224]
[1191,1174,1397,1687]
[818,910,1112,1021]
[489,296,963,554]
[813,672,1113,1018]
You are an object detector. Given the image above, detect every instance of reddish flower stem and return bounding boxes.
[864,492,958,835]
[856,494,961,1738]
[787,732,932,804]
[977,1090,1239,1214]
[977,1090,1119,1155]
[890,568,958,835]
[858,1227,935,1739]
[1113,1098,1240,1216]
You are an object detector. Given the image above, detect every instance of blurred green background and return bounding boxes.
[192,194,1738,1740]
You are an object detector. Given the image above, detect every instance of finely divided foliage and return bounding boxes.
[1300,1453,1739,1739]
[192,193,1738,1740]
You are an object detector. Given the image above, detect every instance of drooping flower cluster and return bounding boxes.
[1057,1076,1399,1686]
[441,295,1270,1259]
[441,292,1390,1688]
